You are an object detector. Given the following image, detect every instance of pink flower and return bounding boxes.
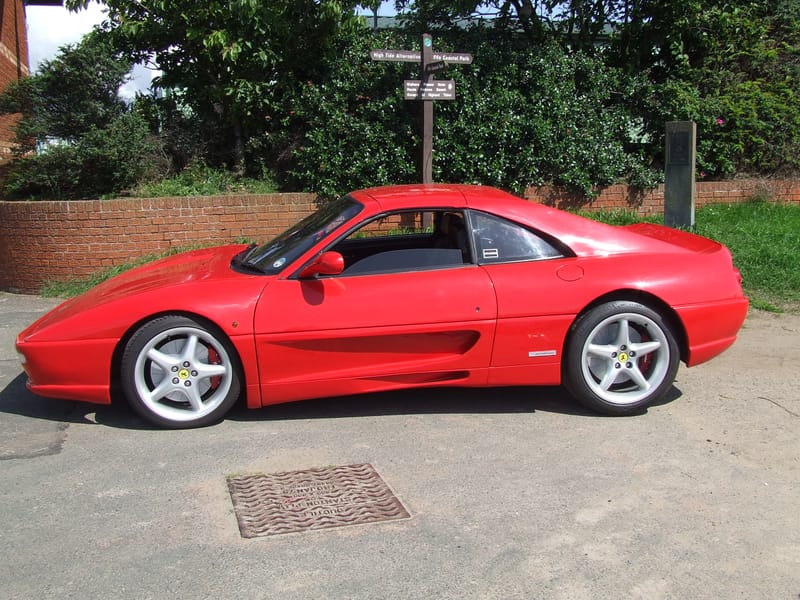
[716,118,725,126]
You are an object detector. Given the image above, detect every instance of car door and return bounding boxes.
[253,209,498,404]
[469,210,580,386]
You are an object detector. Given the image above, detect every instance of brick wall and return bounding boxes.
[1,179,799,294]
[0,193,318,293]
[0,0,30,162]
[524,179,800,214]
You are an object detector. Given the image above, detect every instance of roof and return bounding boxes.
[350,183,657,258]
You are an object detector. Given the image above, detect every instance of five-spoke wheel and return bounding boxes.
[121,315,241,428]
[564,301,679,415]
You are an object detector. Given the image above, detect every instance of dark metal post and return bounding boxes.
[664,121,697,229]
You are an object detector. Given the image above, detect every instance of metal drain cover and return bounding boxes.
[227,463,410,538]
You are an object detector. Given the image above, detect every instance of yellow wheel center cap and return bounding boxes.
[178,368,190,380]
[618,352,629,363]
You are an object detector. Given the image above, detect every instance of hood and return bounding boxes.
[21,245,259,341]
[93,244,250,297]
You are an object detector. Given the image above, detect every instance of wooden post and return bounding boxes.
[421,34,434,184]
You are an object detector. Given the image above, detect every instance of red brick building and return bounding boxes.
[0,0,61,161]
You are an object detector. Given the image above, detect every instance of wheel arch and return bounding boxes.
[564,289,689,364]
[109,310,247,405]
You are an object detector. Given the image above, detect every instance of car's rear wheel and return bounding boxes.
[120,315,241,428]
[563,301,679,415]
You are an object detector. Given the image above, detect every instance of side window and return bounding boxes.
[332,210,471,276]
[471,212,563,264]
[350,211,432,239]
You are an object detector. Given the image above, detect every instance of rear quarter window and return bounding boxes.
[471,211,564,264]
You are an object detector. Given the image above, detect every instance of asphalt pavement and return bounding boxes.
[1,291,798,599]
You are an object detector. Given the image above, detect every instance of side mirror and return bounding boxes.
[298,251,345,278]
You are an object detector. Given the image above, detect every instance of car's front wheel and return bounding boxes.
[563,301,680,415]
[120,315,241,428]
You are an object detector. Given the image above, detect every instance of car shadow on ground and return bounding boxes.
[0,373,152,429]
[229,385,592,422]
[0,371,684,430]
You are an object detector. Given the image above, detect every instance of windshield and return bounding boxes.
[241,195,363,274]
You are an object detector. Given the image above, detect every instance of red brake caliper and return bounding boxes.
[207,346,222,390]
[638,328,653,374]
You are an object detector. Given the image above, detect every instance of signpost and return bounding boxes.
[371,35,473,184]
[403,80,456,101]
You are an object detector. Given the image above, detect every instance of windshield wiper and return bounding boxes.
[231,245,265,274]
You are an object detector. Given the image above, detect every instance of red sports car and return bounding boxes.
[16,185,748,428]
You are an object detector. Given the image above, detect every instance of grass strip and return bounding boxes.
[694,201,799,311]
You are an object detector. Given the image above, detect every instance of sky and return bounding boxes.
[25,2,104,72]
[24,1,396,99]
[26,2,158,98]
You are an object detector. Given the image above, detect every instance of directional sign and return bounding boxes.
[371,50,473,65]
[404,80,456,101]
[435,52,473,65]
[425,60,447,74]
[370,49,421,63]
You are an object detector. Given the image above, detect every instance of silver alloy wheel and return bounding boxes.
[132,325,233,423]
[580,311,671,405]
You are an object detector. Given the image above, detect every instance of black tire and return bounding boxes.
[563,301,679,415]
[120,315,242,428]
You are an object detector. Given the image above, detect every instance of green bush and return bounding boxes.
[288,30,419,198]
[2,113,163,199]
[638,78,800,181]
[436,37,659,195]
[2,146,84,200]
[131,161,278,197]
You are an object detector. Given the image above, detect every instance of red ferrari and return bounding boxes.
[16,185,748,428]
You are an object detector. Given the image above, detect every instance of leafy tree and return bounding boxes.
[7,0,797,199]
[0,33,162,199]
[394,1,631,51]
[0,32,130,154]
[65,0,369,175]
